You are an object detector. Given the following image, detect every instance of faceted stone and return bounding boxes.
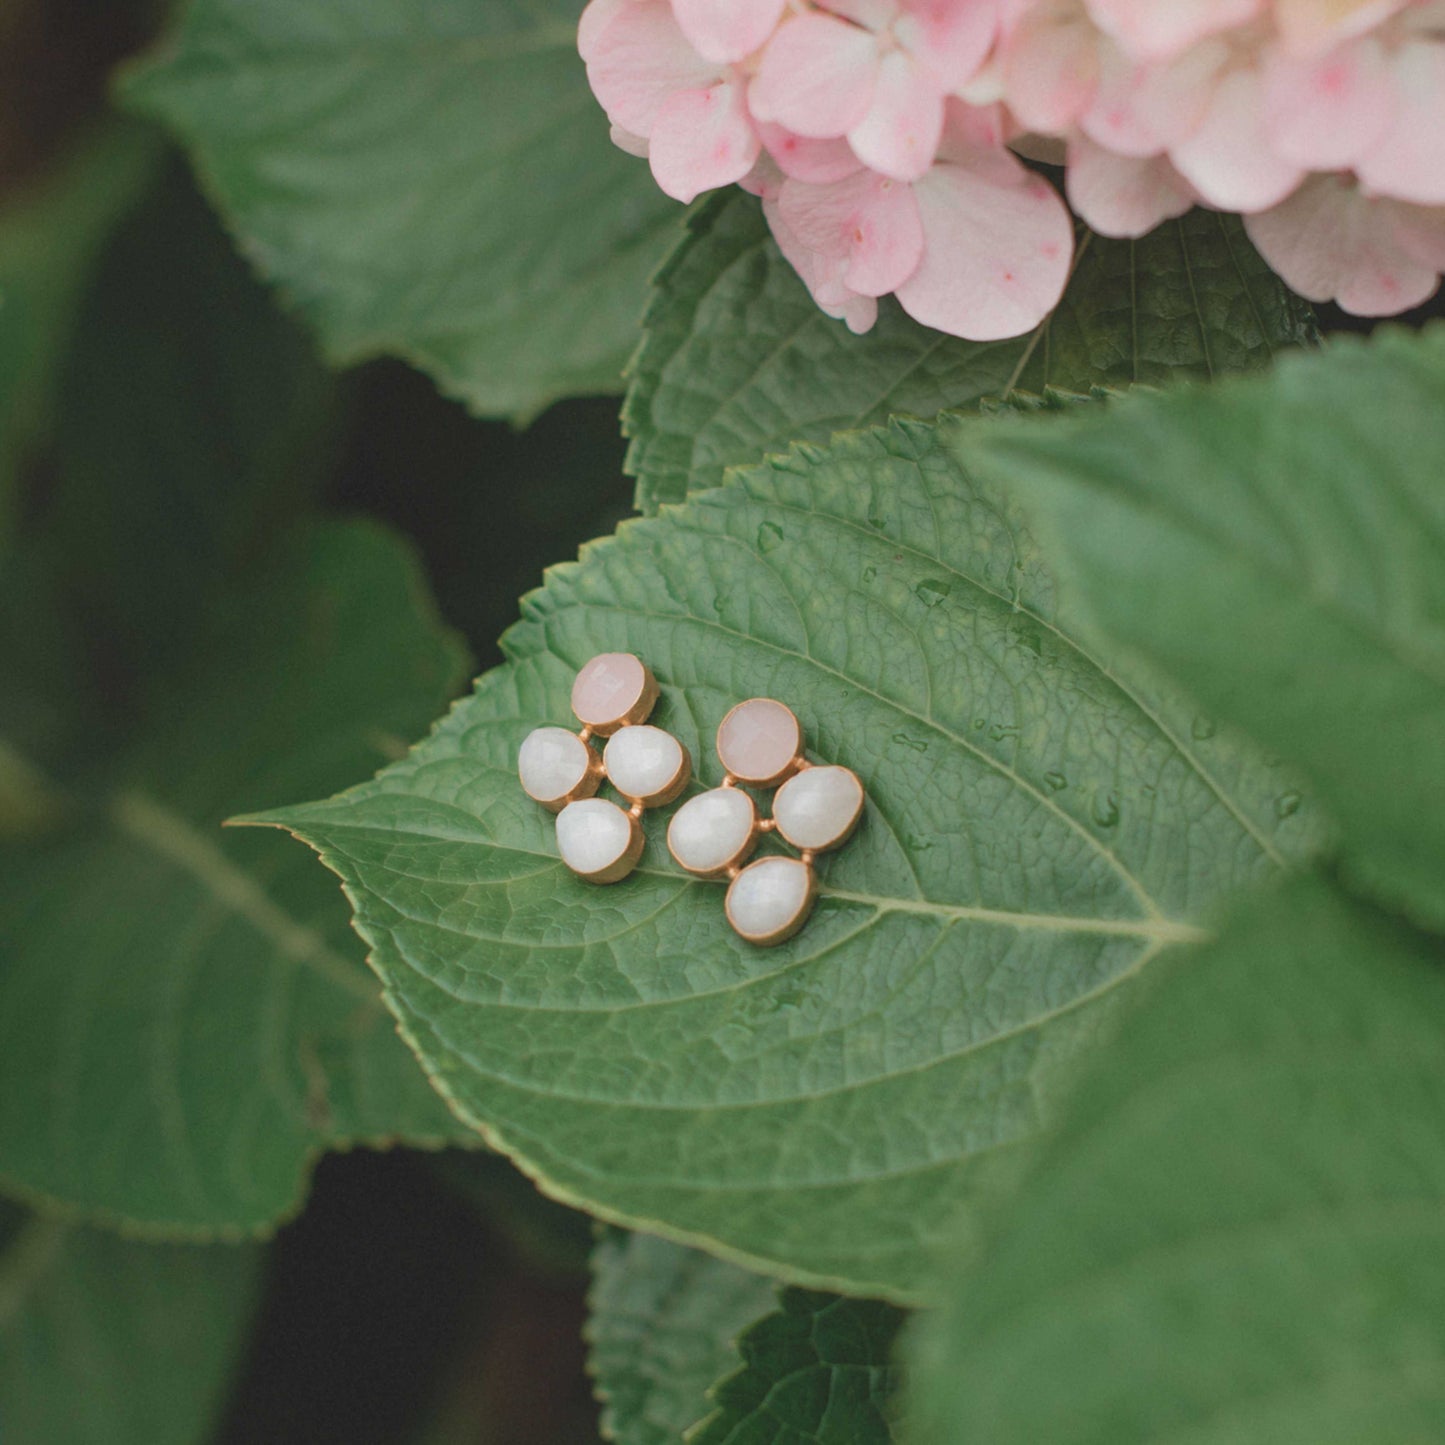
[667,787,757,876]
[571,653,654,732]
[716,698,802,785]
[518,727,595,808]
[556,799,641,883]
[604,725,688,804]
[773,765,864,852]
[725,856,815,945]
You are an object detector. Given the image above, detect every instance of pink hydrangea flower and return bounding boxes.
[580,0,1445,332]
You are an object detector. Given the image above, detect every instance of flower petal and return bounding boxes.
[778,170,925,296]
[1084,0,1261,62]
[759,124,866,184]
[579,0,637,62]
[1263,36,1395,170]
[585,0,719,136]
[848,50,947,181]
[764,197,881,333]
[649,82,761,203]
[1356,42,1445,206]
[896,151,1073,340]
[1066,136,1195,238]
[895,0,1002,92]
[671,0,787,64]
[1082,38,1226,157]
[1170,68,1305,213]
[1274,0,1409,56]
[1001,6,1101,135]
[749,12,881,138]
[1245,173,1440,314]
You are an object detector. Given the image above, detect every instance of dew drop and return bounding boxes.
[757,521,785,554]
[892,732,929,754]
[1044,770,1068,792]
[1276,792,1301,819]
[1092,792,1120,829]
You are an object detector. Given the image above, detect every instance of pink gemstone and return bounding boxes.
[572,653,649,730]
[716,698,802,785]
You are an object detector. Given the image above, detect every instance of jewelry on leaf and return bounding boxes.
[668,698,866,948]
[518,653,691,885]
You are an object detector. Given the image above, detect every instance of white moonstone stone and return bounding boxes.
[604,726,685,801]
[725,856,814,944]
[773,766,864,852]
[556,799,637,880]
[667,787,757,875]
[518,727,593,805]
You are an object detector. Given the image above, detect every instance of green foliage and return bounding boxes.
[0,121,159,547]
[625,193,1316,512]
[969,326,1445,932]
[589,1233,778,1444]
[0,1201,263,1444]
[0,523,475,1231]
[124,0,683,421]
[908,875,1445,1444]
[0,171,472,1233]
[256,413,1318,1297]
[692,1289,906,1445]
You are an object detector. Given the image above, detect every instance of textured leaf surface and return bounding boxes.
[692,1289,905,1445]
[0,122,158,545]
[0,524,473,1231]
[0,1202,262,1444]
[262,416,1319,1296]
[589,1233,778,1445]
[626,193,1316,511]
[971,327,1445,932]
[125,0,681,420]
[908,875,1445,1444]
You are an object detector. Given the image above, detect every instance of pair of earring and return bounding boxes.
[517,654,865,946]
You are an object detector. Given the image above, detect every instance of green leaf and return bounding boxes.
[0,157,473,1231]
[0,121,160,547]
[625,193,1316,512]
[907,874,1445,1444]
[124,0,682,422]
[257,415,1320,1297]
[0,1202,263,1444]
[969,326,1445,933]
[588,1233,778,1445]
[0,523,474,1231]
[691,1289,905,1445]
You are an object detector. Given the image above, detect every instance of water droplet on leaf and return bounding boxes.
[892,732,928,754]
[757,521,785,554]
[1092,792,1120,828]
[1276,792,1301,819]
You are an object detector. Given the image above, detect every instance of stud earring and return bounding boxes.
[518,653,691,884]
[667,698,865,946]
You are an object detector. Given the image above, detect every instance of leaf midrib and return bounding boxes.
[276,809,1198,945]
